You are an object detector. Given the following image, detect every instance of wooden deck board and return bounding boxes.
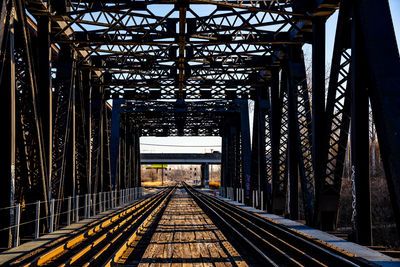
[137,189,248,267]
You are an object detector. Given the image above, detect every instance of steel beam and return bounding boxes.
[227,117,239,189]
[5,7,15,247]
[37,15,52,195]
[239,100,252,203]
[269,67,281,213]
[51,45,75,201]
[355,0,400,239]
[135,132,141,187]
[251,86,269,203]
[251,95,261,193]
[322,0,352,232]
[350,8,371,244]
[272,70,289,215]
[16,0,50,209]
[287,46,314,224]
[110,99,125,189]
[286,57,299,220]
[221,129,228,188]
[312,17,329,229]
[204,163,210,188]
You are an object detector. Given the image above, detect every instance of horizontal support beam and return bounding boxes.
[141,159,221,164]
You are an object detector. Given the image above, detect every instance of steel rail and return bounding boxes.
[55,188,173,266]
[8,187,170,266]
[184,184,374,267]
[27,187,173,266]
[7,192,155,266]
[61,186,175,266]
[103,186,175,266]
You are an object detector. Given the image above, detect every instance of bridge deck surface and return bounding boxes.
[1,187,399,266]
[207,189,400,267]
[137,189,247,267]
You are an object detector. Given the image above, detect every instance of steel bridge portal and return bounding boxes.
[0,0,400,265]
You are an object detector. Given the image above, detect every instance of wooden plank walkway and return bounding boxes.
[137,188,248,267]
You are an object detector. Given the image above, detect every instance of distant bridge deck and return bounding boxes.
[141,153,221,164]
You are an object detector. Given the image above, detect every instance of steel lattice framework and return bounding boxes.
[1,0,400,248]
[27,0,316,100]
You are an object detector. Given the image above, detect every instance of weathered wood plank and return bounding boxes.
[137,188,248,266]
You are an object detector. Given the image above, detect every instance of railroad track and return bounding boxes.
[7,186,175,266]
[4,184,380,266]
[184,183,376,267]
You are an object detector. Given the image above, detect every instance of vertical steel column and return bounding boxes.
[105,106,113,191]
[221,130,228,188]
[135,132,141,187]
[239,100,252,204]
[269,68,280,213]
[122,114,127,189]
[235,125,241,190]
[99,100,104,191]
[201,164,205,187]
[37,15,52,195]
[125,122,132,189]
[204,163,209,188]
[131,130,137,187]
[91,83,104,194]
[87,77,92,195]
[312,17,329,229]
[117,120,122,189]
[16,0,49,220]
[321,0,352,231]
[118,119,123,190]
[251,85,268,205]
[226,117,238,189]
[72,69,77,204]
[287,46,314,223]
[110,99,125,190]
[351,0,400,244]
[271,69,288,215]
[75,70,91,196]
[259,92,268,204]
[354,0,400,240]
[286,57,299,220]
[51,45,75,203]
[350,4,371,245]
[251,95,260,195]
[8,8,16,248]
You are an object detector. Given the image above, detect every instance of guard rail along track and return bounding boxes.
[183,183,377,267]
[6,186,176,267]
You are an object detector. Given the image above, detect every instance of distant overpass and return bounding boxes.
[140,153,221,187]
[140,153,221,164]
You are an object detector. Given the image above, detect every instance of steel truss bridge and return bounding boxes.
[0,0,399,249]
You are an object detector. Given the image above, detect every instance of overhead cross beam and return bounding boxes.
[33,0,319,100]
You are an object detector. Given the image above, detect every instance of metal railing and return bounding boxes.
[219,187,265,210]
[0,187,143,248]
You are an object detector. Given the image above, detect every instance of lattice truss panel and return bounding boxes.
[14,47,43,202]
[277,79,288,198]
[121,100,240,136]
[295,76,314,221]
[323,49,351,193]
[48,0,310,99]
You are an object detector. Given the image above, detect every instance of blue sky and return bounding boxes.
[141,1,400,153]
